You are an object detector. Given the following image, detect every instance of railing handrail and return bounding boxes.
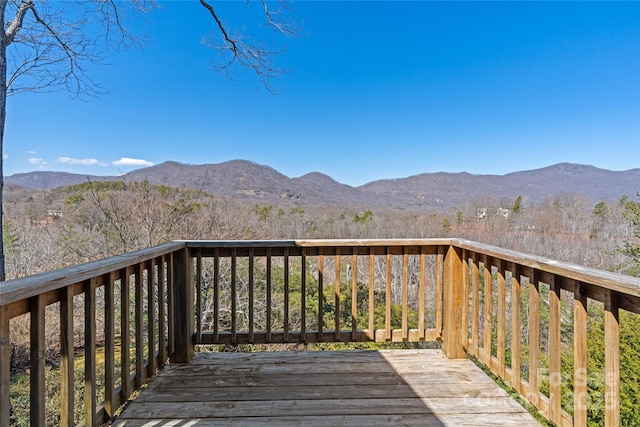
[3,238,638,307]
[452,238,640,297]
[0,241,186,306]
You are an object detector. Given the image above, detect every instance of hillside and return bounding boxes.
[5,161,639,210]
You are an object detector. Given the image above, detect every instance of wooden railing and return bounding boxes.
[0,239,638,426]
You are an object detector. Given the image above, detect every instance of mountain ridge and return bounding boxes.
[5,161,639,210]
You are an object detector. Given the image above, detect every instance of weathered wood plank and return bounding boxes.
[113,350,539,426]
[118,396,529,418]
[112,413,540,427]
[136,382,511,402]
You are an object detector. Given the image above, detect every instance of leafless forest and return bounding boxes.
[2,180,635,280]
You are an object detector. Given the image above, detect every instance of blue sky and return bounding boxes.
[4,1,639,186]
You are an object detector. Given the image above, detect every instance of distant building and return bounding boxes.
[476,207,510,220]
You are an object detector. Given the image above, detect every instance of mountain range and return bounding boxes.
[5,161,639,210]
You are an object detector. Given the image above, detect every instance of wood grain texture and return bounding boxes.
[112,350,539,426]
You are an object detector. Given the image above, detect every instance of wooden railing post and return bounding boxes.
[442,245,466,359]
[171,248,194,363]
[0,305,10,427]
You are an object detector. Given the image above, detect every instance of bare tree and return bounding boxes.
[0,0,298,281]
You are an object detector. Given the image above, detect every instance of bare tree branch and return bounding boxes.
[199,0,300,92]
[4,0,151,98]
[5,0,32,45]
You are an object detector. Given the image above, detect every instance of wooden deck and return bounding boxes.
[112,349,540,426]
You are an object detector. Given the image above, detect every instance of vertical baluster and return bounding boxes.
[231,249,237,344]
[318,252,324,341]
[60,286,74,426]
[301,249,307,343]
[266,248,272,342]
[461,249,469,349]
[135,262,145,388]
[510,263,522,393]
[249,248,255,344]
[497,259,507,379]
[104,272,115,419]
[549,274,562,425]
[121,267,131,400]
[166,252,175,356]
[335,248,341,341]
[471,253,480,357]
[196,248,202,344]
[368,252,375,341]
[527,268,540,408]
[418,248,425,340]
[284,247,289,342]
[351,249,358,341]
[385,250,392,341]
[84,278,97,427]
[436,247,444,338]
[574,282,588,427]
[213,248,220,343]
[30,293,45,427]
[482,256,493,366]
[148,259,157,376]
[158,256,167,368]
[402,250,409,341]
[604,290,620,427]
[0,305,10,427]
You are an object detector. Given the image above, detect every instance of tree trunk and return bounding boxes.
[0,0,8,282]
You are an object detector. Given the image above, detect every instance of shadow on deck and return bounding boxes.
[111,349,540,426]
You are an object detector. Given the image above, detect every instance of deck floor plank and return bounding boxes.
[112,349,540,426]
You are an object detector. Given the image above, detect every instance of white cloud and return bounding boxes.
[26,150,37,155]
[112,157,154,167]
[3,154,8,159]
[57,156,100,166]
[28,157,47,166]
